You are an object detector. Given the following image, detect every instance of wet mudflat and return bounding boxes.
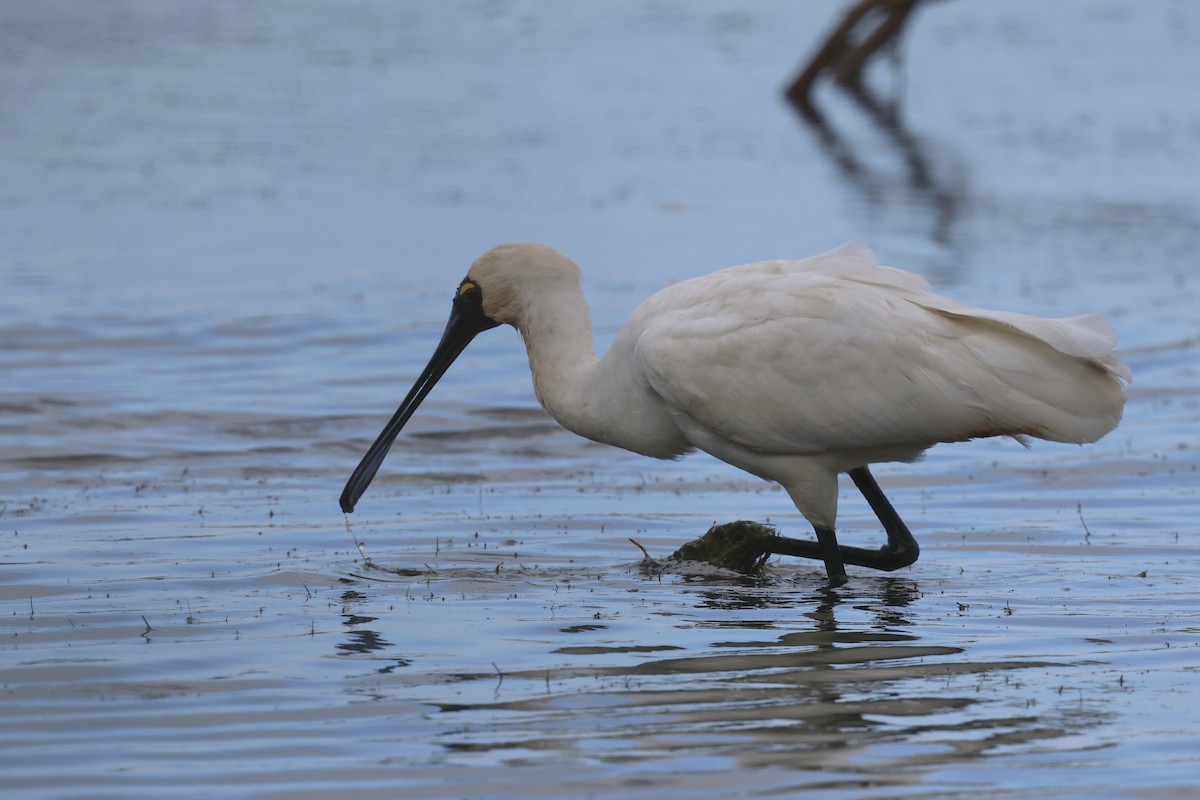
[2,2,1199,798]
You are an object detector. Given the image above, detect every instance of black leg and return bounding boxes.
[847,466,920,568]
[764,466,920,584]
[814,526,848,587]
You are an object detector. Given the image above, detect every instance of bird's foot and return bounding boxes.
[825,570,849,588]
[877,539,919,570]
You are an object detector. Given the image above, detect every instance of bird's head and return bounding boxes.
[338,242,578,513]
[464,242,583,330]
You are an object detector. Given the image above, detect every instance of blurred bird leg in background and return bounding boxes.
[786,0,926,117]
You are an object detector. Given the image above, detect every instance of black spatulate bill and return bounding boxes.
[340,280,499,513]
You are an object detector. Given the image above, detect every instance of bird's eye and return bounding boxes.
[457,280,480,300]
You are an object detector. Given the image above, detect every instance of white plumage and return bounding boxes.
[341,241,1130,585]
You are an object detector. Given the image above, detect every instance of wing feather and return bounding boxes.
[630,243,1128,455]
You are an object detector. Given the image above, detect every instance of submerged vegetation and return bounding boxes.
[670,520,781,573]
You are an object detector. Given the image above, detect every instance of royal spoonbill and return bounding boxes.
[340,242,1130,586]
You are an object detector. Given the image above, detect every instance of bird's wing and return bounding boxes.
[630,243,1127,455]
[630,262,965,455]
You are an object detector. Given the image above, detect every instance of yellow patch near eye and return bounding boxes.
[458,281,477,296]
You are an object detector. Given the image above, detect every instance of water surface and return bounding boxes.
[3,2,1199,797]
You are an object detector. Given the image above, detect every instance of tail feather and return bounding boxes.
[809,243,1131,446]
[928,302,1132,382]
[949,312,1130,445]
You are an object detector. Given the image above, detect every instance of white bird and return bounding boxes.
[341,242,1130,586]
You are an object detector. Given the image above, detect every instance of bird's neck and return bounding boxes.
[513,286,690,459]
[516,290,600,435]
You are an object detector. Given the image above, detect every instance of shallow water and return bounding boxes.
[3,1,1200,797]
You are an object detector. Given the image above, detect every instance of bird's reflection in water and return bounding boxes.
[347,566,1101,775]
[338,622,393,656]
[339,615,411,671]
[453,571,1073,777]
[796,86,968,263]
[689,573,919,636]
[336,588,395,656]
